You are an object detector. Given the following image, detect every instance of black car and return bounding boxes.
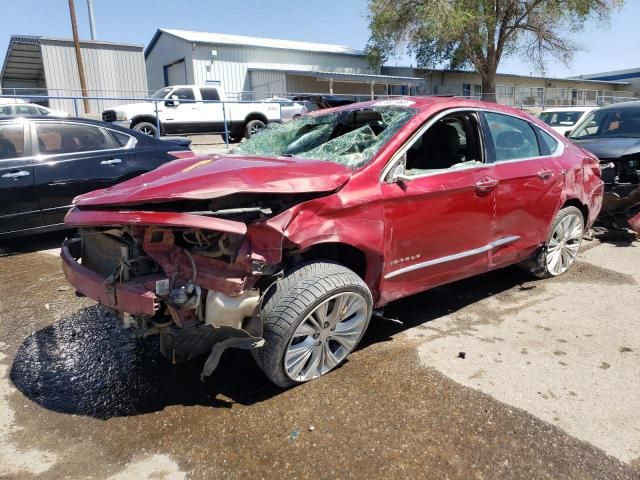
[569,101,640,226]
[0,116,192,239]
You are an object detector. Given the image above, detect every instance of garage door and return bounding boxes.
[165,59,187,86]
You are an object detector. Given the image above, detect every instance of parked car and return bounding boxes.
[265,97,307,122]
[0,102,68,117]
[538,107,596,136]
[61,97,603,387]
[0,116,193,239]
[292,94,356,109]
[568,101,640,233]
[102,85,281,142]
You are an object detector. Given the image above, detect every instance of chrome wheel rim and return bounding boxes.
[546,213,583,276]
[284,292,368,382]
[250,123,264,135]
[138,125,155,136]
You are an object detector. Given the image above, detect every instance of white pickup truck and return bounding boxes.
[102,85,281,142]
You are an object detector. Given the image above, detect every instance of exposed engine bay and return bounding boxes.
[599,156,640,233]
[61,191,334,380]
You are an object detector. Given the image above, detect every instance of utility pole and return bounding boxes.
[68,0,90,113]
[87,0,97,40]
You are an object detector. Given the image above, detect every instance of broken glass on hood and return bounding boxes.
[233,106,417,169]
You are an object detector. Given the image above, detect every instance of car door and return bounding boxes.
[0,120,43,234]
[198,87,225,133]
[161,87,199,134]
[481,111,565,267]
[379,110,500,304]
[32,121,143,226]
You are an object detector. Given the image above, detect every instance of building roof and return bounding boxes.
[147,28,364,57]
[248,67,426,85]
[573,67,640,82]
[383,66,631,86]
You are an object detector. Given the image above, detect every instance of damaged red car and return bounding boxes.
[61,97,603,387]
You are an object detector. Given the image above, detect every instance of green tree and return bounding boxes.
[366,0,623,100]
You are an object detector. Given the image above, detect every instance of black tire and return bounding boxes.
[132,121,158,137]
[226,134,242,144]
[521,206,584,279]
[244,119,266,139]
[253,261,373,388]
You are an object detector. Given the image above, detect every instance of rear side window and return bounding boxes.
[199,87,220,101]
[0,105,13,116]
[109,130,133,147]
[0,123,25,159]
[538,129,559,154]
[484,112,540,162]
[36,123,118,155]
[16,105,39,115]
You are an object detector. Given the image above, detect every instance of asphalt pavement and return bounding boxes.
[0,231,638,479]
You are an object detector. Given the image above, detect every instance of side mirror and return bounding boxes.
[564,130,572,138]
[165,95,179,107]
[386,158,412,184]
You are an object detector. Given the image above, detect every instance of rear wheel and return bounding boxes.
[244,119,266,139]
[253,262,372,387]
[523,206,584,278]
[132,121,158,137]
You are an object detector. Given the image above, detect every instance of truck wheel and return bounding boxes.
[521,206,584,278]
[244,119,266,138]
[132,121,158,137]
[253,262,373,388]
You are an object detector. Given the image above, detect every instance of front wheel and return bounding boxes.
[132,121,158,137]
[523,206,584,278]
[253,262,373,387]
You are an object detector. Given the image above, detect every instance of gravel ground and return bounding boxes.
[0,232,638,479]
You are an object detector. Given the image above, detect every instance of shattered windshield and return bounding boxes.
[233,106,417,169]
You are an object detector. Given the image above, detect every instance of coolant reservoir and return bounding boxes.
[205,289,260,330]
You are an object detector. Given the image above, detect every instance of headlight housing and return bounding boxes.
[115,111,128,121]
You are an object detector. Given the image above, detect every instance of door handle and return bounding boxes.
[1,170,30,179]
[537,169,554,180]
[100,158,122,165]
[475,177,498,193]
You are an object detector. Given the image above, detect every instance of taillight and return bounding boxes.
[168,150,195,159]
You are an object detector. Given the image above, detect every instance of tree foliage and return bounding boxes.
[366,0,623,98]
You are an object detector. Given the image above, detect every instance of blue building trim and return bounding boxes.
[589,71,640,81]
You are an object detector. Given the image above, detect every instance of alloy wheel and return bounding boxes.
[546,213,583,276]
[284,292,368,382]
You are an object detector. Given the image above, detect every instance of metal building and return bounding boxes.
[145,29,425,99]
[1,35,148,114]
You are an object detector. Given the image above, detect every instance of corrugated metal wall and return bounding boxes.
[189,40,372,97]
[285,74,387,96]
[248,70,287,98]
[40,40,148,114]
[145,33,192,91]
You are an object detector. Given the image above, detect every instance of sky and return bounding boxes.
[1,0,639,78]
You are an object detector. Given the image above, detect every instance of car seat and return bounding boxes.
[407,122,463,170]
[0,138,16,159]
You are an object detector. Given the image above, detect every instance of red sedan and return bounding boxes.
[61,97,603,387]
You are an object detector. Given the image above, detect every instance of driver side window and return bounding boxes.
[405,111,483,175]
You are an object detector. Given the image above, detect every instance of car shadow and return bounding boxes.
[0,231,72,257]
[10,266,533,420]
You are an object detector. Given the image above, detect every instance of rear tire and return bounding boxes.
[253,262,372,388]
[521,206,584,278]
[132,121,158,137]
[244,119,266,139]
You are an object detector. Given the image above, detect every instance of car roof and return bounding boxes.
[599,100,640,111]
[540,107,595,112]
